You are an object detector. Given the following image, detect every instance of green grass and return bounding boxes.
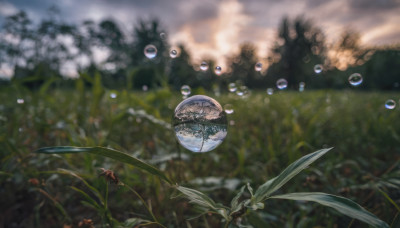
[0,85,399,227]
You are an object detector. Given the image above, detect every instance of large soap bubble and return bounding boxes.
[173,95,228,152]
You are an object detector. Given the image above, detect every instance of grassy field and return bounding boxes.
[1,84,399,227]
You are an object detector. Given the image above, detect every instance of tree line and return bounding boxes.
[0,9,399,91]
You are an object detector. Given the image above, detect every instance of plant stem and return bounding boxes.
[123,182,166,227]
[224,221,230,228]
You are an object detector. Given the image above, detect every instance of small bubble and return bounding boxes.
[224,104,234,114]
[385,99,396,109]
[160,32,166,40]
[200,61,209,71]
[348,73,363,86]
[170,49,178,58]
[299,82,305,92]
[17,98,24,104]
[180,85,191,96]
[144,44,157,59]
[142,85,148,91]
[255,62,262,71]
[215,66,222,75]
[314,64,323,74]
[229,120,235,126]
[110,93,117,99]
[276,78,288,90]
[266,88,274,95]
[228,83,237,92]
[236,85,248,96]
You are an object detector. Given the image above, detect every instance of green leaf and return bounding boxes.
[176,185,229,220]
[271,192,389,228]
[253,148,332,203]
[35,146,173,185]
[377,188,400,212]
[231,185,246,211]
[56,168,103,202]
[70,186,101,209]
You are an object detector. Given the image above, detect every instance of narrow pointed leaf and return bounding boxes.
[271,192,389,228]
[176,185,229,220]
[35,146,172,184]
[254,148,332,202]
[231,185,246,210]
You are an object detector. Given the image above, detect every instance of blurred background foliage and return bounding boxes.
[0,10,399,91]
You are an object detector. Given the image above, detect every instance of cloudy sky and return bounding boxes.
[1,0,399,67]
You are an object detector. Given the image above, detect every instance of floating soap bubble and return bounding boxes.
[215,66,222,75]
[170,49,178,58]
[385,99,396,109]
[200,61,209,71]
[299,82,305,92]
[173,95,228,152]
[314,64,323,74]
[17,98,24,104]
[160,32,166,40]
[348,73,363,86]
[144,44,157,59]
[110,93,117,99]
[228,83,237,92]
[255,62,262,71]
[236,85,248,96]
[266,88,274,95]
[142,85,148,91]
[180,85,191,96]
[224,104,234,114]
[276,78,288,90]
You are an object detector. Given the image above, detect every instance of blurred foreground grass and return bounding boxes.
[1,86,399,227]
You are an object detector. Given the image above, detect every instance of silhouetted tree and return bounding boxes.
[227,43,261,88]
[267,16,326,89]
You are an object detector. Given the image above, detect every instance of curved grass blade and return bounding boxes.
[176,185,229,220]
[271,192,389,228]
[35,146,173,185]
[253,148,332,203]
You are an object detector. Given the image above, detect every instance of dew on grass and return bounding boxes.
[17,98,24,104]
[385,99,396,109]
[266,88,274,95]
[181,85,191,96]
[144,44,157,59]
[173,95,228,152]
[200,61,209,71]
[215,66,222,75]
[224,104,234,114]
[255,62,262,71]
[170,49,178,58]
[228,83,237,92]
[348,73,363,86]
[276,78,288,90]
[314,64,323,74]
